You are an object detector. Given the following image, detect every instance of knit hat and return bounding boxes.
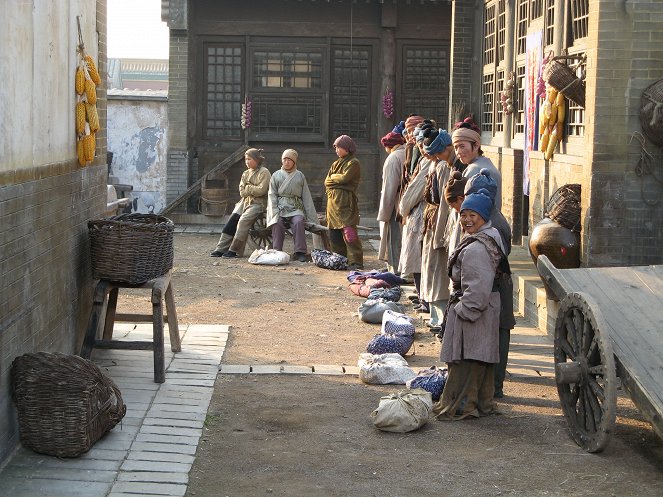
[415,123,434,143]
[392,121,406,135]
[451,127,481,147]
[423,129,452,156]
[380,131,405,149]
[405,115,425,132]
[333,135,357,154]
[464,168,497,204]
[445,171,468,204]
[281,149,298,163]
[460,188,493,222]
[245,148,265,164]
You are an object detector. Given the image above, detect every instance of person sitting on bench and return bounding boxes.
[210,148,271,258]
[266,149,318,262]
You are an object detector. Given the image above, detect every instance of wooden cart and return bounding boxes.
[536,255,663,452]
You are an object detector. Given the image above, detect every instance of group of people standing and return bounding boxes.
[210,135,364,269]
[377,116,516,420]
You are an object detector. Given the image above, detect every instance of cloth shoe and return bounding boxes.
[348,263,364,270]
[221,250,239,259]
[210,250,225,257]
[293,252,308,263]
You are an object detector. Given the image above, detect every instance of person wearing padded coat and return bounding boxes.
[324,135,363,270]
[432,188,506,420]
[463,169,516,398]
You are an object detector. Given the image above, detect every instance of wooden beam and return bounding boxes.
[161,145,249,216]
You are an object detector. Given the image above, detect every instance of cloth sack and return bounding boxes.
[358,299,405,324]
[346,270,407,286]
[348,277,391,297]
[358,353,416,385]
[371,389,433,432]
[367,286,402,302]
[311,249,348,270]
[381,310,416,337]
[248,248,290,265]
[406,366,448,401]
[366,332,413,356]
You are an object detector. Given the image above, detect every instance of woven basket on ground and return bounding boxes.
[88,213,174,284]
[11,352,126,458]
[543,55,586,108]
[545,184,581,232]
[640,79,663,147]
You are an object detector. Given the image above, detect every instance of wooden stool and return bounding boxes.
[79,270,181,383]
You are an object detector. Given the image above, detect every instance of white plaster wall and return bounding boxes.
[0,1,97,172]
[107,97,168,213]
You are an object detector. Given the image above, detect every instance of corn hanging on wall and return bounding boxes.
[75,102,86,134]
[85,79,97,104]
[75,66,85,95]
[545,127,558,160]
[83,133,96,162]
[85,55,101,85]
[86,102,100,132]
[77,138,86,166]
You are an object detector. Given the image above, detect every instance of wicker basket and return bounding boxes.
[640,79,663,147]
[88,213,174,284]
[11,352,126,458]
[543,55,586,108]
[545,184,582,232]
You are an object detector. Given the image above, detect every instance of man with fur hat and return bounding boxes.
[211,148,271,258]
[266,149,318,262]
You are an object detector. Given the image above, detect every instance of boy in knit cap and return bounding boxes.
[211,148,271,258]
[266,149,318,262]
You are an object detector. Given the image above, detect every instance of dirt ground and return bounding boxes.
[121,233,663,496]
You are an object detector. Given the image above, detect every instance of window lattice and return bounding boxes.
[497,1,506,64]
[530,0,543,19]
[570,0,589,42]
[496,71,505,133]
[253,51,322,89]
[483,4,496,66]
[205,46,242,138]
[251,94,321,134]
[545,0,555,46]
[403,47,449,125]
[482,74,494,133]
[514,65,526,135]
[566,99,585,137]
[516,0,529,55]
[331,48,370,140]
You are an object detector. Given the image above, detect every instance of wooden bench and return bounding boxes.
[79,270,181,383]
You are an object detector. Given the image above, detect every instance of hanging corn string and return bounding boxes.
[75,15,100,166]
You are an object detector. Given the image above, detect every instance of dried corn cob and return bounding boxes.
[86,102,100,132]
[75,66,85,95]
[85,55,101,85]
[75,102,85,134]
[83,133,96,162]
[85,79,97,104]
[77,138,86,166]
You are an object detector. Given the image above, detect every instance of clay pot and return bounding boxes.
[529,217,580,269]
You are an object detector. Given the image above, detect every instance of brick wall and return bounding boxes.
[448,0,477,128]
[0,0,108,464]
[166,33,189,205]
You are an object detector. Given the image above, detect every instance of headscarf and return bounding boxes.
[281,149,298,163]
[392,121,406,136]
[451,128,481,147]
[380,131,405,149]
[464,168,497,203]
[405,115,425,133]
[245,148,265,164]
[423,129,452,156]
[333,135,357,154]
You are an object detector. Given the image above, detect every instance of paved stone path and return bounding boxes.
[0,324,227,497]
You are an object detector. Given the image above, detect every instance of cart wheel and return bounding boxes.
[249,216,271,249]
[554,292,616,453]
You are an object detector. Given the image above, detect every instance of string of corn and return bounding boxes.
[75,45,101,166]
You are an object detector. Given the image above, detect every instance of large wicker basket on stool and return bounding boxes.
[88,213,174,284]
[11,352,126,457]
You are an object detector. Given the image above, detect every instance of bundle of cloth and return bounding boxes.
[347,270,406,298]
